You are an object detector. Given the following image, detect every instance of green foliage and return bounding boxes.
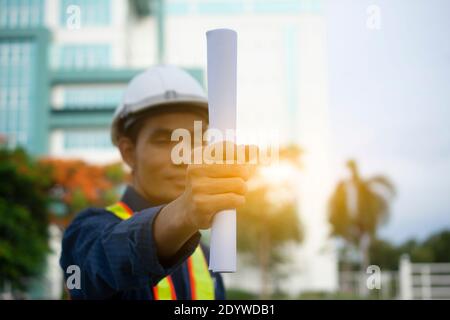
[368,238,402,270]
[369,230,450,269]
[226,288,290,300]
[104,163,127,184]
[226,288,258,300]
[0,148,50,290]
[70,188,89,215]
[226,289,370,300]
[421,230,450,262]
[398,240,434,262]
[237,156,303,297]
[237,183,302,274]
[297,290,366,300]
[237,186,302,255]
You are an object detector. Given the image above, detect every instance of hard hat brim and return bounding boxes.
[111,100,208,146]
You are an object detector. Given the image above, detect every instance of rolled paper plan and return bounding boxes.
[206,28,237,273]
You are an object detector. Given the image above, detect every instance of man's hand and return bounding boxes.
[154,141,254,265]
[180,162,249,229]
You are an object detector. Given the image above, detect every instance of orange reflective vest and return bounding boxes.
[106,201,215,300]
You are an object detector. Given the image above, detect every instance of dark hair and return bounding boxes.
[119,103,208,144]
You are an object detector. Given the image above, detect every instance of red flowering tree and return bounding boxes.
[39,159,128,227]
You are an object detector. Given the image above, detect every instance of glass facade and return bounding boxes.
[166,0,323,15]
[0,0,45,28]
[51,44,111,70]
[0,38,36,149]
[63,128,113,150]
[61,87,123,109]
[59,0,111,27]
[0,0,194,157]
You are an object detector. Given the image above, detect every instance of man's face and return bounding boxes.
[131,110,207,205]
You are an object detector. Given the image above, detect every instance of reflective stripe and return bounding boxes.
[106,201,132,220]
[105,201,215,300]
[187,246,215,300]
[153,276,177,300]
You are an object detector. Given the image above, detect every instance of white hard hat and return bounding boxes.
[111,65,208,145]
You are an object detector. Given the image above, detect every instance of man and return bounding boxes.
[60,65,249,299]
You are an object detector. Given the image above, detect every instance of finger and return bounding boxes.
[202,193,246,213]
[192,177,247,196]
[188,164,250,180]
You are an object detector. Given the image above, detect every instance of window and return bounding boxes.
[166,0,322,15]
[61,86,124,109]
[60,0,111,27]
[0,0,45,28]
[64,129,113,150]
[0,39,35,148]
[51,44,111,70]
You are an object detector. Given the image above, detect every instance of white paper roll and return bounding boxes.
[206,29,237,273]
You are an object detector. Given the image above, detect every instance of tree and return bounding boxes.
[0,148,50,291]
[421,230,450,262]
[237,145,303,299]
[38,159,127,227]
[329,160,395,272]
[368,238,401,270]
[369,230,450,270]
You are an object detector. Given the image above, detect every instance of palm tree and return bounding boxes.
[329,159,395,272]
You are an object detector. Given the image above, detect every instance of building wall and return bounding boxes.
[46,0,147,163]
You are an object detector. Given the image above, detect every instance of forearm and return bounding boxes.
[153,195,198,265]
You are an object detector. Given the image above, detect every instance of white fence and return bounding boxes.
[338,255,450,300]
[399,255,450,300]
[339,270,398,299]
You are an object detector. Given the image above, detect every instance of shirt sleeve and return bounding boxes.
[60,207,201,299]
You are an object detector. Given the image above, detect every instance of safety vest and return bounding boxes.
[106,201,215,300]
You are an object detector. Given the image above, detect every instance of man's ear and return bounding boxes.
[117,137,136,170]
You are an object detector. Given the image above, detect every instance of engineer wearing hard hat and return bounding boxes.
[60,65,250,300]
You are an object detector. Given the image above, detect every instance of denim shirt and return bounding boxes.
[60,186,225,300]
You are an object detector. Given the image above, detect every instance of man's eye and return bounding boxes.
[151,137,172,144]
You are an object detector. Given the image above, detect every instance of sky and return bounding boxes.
[324,0,450,243]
